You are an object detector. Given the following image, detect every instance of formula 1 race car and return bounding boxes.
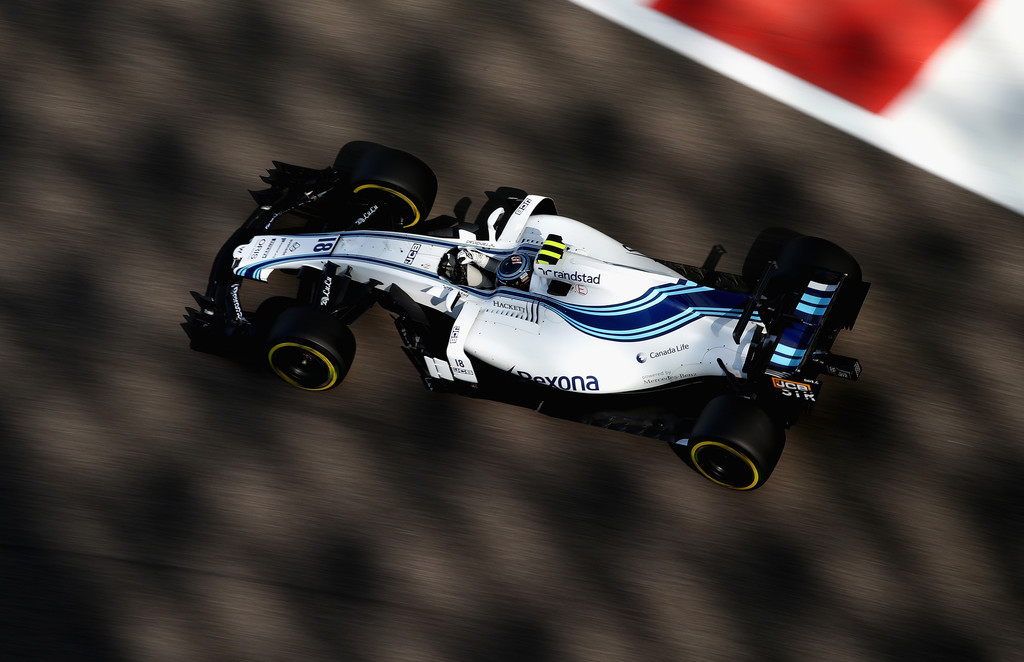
[183,141,869,490]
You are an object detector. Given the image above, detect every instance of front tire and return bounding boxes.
[348,145,437,230]
[687,395,785,490]
[266,307,356,391]
[334,140,383,173]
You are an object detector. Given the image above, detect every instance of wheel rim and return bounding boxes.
[268,342,339,391]
[690,441,760,490]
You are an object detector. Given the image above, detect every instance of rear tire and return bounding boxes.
[742,226,802,286]
[776,235,861,283]
[266,307,356,391]
[775,235,863,332]
[688,395,785,490]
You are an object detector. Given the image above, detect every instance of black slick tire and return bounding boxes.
[266,307,356,391]
[742,226,803,286]
[348,145,437,229]
[688,394,786,490]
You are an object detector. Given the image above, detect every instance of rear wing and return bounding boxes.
[740,263,870,400]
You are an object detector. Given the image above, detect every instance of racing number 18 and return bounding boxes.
[313,238,335,253]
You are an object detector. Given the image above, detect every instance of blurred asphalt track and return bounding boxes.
[1,2,1023,661]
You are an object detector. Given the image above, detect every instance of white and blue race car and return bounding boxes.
[184,141,869,490]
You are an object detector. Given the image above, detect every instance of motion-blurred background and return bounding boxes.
[1,2,1022,661]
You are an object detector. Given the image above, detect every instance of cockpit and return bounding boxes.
[438,234,579,296]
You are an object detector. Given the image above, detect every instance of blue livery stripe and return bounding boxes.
[799,293,832,307]
[539,283,754,341]
[769,354,805,369]
[796,302,829,317]
[241,240,760,343]
[772,343,805,358]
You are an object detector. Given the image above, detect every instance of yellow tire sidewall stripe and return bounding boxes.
[353,184,421,228]
[690,440,760,490]
[268,342,339,391]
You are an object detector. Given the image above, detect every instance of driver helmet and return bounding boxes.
[496,252,533,290]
